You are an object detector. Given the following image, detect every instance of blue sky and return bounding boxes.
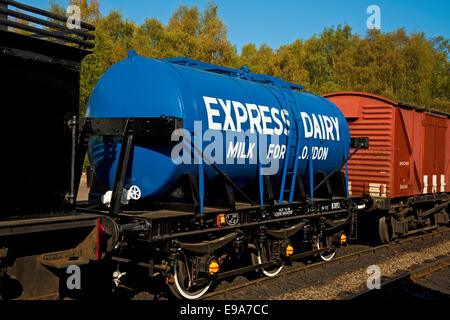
[26,0,450,53]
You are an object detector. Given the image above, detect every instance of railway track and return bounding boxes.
[200,227,450,300]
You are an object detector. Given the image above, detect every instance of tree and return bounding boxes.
[197,2,236,66]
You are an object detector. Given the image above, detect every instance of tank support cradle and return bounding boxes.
[73,116,184,216]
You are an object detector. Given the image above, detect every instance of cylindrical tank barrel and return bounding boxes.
[86,52,350,199]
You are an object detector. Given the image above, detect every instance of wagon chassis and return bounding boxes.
[80,196,365,291]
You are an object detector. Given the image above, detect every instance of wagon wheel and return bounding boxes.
[378,216,391,244]
[315,234,336,262]
[167,255,213,300]
[251,239,284,277]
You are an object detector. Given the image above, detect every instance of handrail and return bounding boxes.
[0,0,95,49]
[0,7,94,39]
[1,0,94,30]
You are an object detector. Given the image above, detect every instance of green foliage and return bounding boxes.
[48,1,449,115]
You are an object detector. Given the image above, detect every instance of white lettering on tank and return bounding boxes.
[267,144,286,159]
[280,109,290,135]
[318,115,326,138]
[218,98,235,131]
[271,108,283,135]
[203,96,221,130]
[323,146,328,159]
[301,112,313,138]
[259,105,273,135]
[232,101,248,132]
[245,103,262,134]
[312,114,322,139]
[300,145,329,160]
[202,96,341,141]
[330,117,340,141]
[323,115,335,140]
[300,112,340,141]
[227,141,239,158]
[227,141,255,159]
[247,142,255,158]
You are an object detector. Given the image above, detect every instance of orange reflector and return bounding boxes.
[209,260,219,275]
[166,274,175,284]
[216,214,226,227]
[340,234,347,244]
[286,245,294,257]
